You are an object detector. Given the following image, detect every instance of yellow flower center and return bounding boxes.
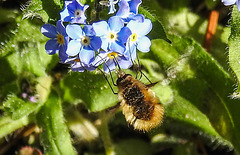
[107,52,118,59]
[108,32,117,41]
[81,36,90,46]
[57,34,64,45]
[130,33,137,42]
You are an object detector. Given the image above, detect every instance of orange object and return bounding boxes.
[203,10,219,52]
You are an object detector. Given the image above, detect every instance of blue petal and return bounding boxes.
[92,51,108,67]
[126,19,138,33]
[126,14,144,23]
[108,16,124,32]
[129,0,142,14]
[84,65,96,71]
[90,36,102,50]
[100,37,109,51]
[126,42,137,61]
[110,41,125,54]
[79,48,95,65]
[71,14,87,24]
[84,25,96,36]
[66,40,82,56]
[45,39,59,55]
[103,59,116,72]
[237,0,240,10]
[118,58,132,69]
[63,16,73,22]
[60,5,70,22]
[116,0,130,18]
[56,20,67,36]
[68,0,81,14]
[222,0,236,5]
[59,44,68,62]
[66,24,84,39]
[137,36,151,53]
[71,62,85,72]
[64,57,77,64]
[118,27,132,43]
[136,19,152,36]
[92,21,109,36]
[41,24,57,38]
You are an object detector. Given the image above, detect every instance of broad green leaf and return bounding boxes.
[36,90,76,155]
[1,18,55,77]
[229,6,240,97]
[60,71,118,112]
[0,115,32,138]
[36,76,53,103]
[143,0,230,71]
[148,37,237,150]
[139,7,169,42]
[22,0,49,23]
[3,94,40,120]
[22,0,63,23]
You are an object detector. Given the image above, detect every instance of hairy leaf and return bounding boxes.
[3,94,40,120]
[229,6,240,97]
[149,37,236,150]
[0,115,32,138]
[36,90,76,155]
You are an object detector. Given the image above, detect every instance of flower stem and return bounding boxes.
[99,111,115,155]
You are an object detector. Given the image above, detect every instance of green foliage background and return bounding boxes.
[0,0,240,154]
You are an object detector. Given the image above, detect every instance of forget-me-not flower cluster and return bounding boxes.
[41,0,152,72]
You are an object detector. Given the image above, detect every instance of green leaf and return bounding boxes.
[3,94,40,120]
[0,115,32,138]
[148,37,238,150]
[229,6,240,97]
[144,0,229,70]
[36,90,76,155]
[1,18,54,77]
[139,6,169,42]
[60,71,118,112]
[22,0,63,23]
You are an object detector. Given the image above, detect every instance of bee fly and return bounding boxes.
[116,71,164,132]
[97,52,164,131]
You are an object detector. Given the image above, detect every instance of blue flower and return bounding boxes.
[126,18,152,61]
[41,20,68,62]
[65,57,96,72]
[116,0,144,22]
[100,0,119,14]
[93,50,132,72]
[92,16,132,54]
[60,0,89,24]
[222,0,240,10]
[66,24,102,65]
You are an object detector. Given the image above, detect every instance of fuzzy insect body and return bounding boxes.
[116,71,164,132]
